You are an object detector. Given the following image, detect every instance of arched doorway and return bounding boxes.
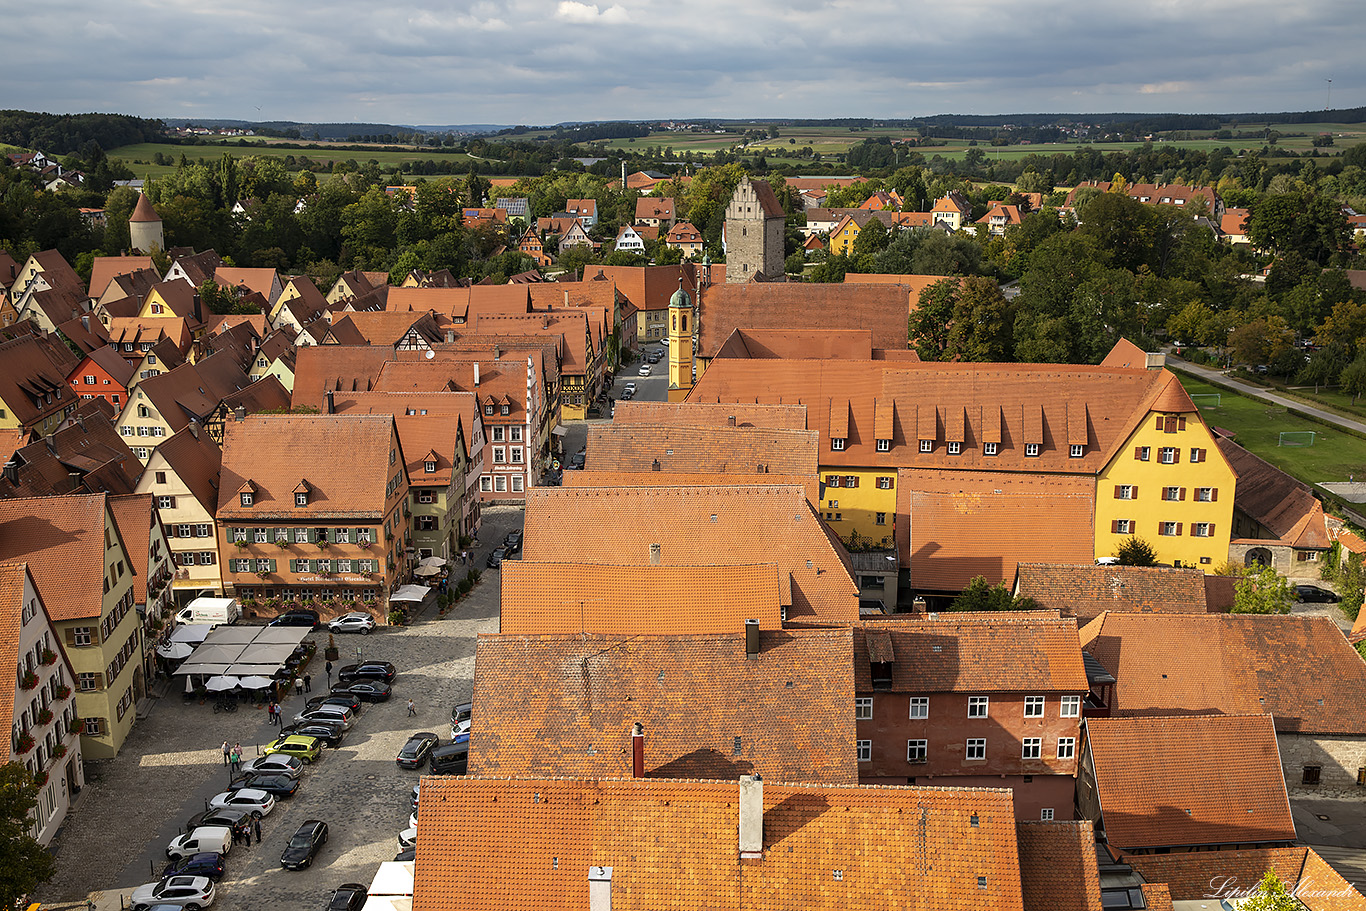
[1245,547,1273,568]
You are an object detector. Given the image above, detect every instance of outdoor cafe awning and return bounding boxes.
[390,584,431,603]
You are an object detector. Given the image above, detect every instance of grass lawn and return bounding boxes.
[107,142,476,180]
[1177,375,1366,484]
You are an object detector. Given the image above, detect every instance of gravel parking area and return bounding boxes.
[37,506,521,911]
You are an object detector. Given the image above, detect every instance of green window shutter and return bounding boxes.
[268,559,277,572]
[289,559,297,572]
[307,528,317,543]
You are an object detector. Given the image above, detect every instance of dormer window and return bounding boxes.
[919,439,933,453]
[424,460,436,473]
[484,404,494,415]
[295,491,308,507]
[984,442,998,456]
[1069,444,1084,458]
[240,492,253,507]
[500,404,510,415]
[947,441,961,455]
[830,437,846,451]
[876,439,891,452]
[1025,443,1040,457]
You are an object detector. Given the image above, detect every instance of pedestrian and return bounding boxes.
[304,674,311,693]
[295,677,303,697]
[231,825,241,846]
[243,824,252,847]
[232,743,242,772]
[221,740,231,766]
[254,817,262,843]
[325,661,333,686]
[407,698,416,717]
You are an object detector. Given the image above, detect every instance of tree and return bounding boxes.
[1116,536,1158,566]
[951,576,1040,612]
[910,278,958,360]
[1241,872,1300,911]
[1231,565,1294,614]
[0,762,57,907]
[852,218,890,256]
[1248,192,1351,266]
[196,279,234,315]
[1297,345,1346,393]
[1341,353,1366,404]
[946,276,1015,361]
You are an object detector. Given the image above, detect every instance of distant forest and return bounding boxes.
[0,110,165,154]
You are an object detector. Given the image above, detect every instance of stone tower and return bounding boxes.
[128,193,164,254]
[667,278,693,402]
[724,176,784,283]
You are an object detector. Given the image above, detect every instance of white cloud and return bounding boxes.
[555,1,629,24]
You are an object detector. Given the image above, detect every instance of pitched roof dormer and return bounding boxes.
[237,478,257,507]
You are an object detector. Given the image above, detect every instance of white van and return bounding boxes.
[174,597,240,627]
[166,825,233,859]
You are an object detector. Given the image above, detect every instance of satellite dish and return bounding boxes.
[425,349,435,359]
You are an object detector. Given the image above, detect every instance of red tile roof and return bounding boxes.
[1216,436,1329,549]
[129,194,160,223]
[412,775,1025,911]
[585,423,819,477]
[1016,821,1103,911]
[0,562,30,760]
[471,628,854,780]
[1085,714,1295,850]
[523,485,858,624]
[0,493,120,621]
[1014,564,1213,623]
[697,284,909,357]
[1080,612,1366,734]
[89,256,154,298]
[610,401,808,430]
[1129,847,1366,910]
[108,493,157,605]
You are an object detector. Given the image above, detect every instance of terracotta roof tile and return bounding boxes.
[1085,714,1295,850]
[88,256,154,298]
[611,401,808,430]
[1216,437,1330,547]
[1080,613,1366,734]
[472,628,854,781]
[697,284,909,357]
[566,470,822,508]
[0,406,139,498]
[1014,564,1212,623]
[412,776,1025,911]
[586,423,819,477]
[108,493,156,604]
[523,486,858,624]
[129,194,160,223]
[151,426,222,513]
[0,332,80,428]
[1016,821,1103,911]
[0,562,29,760]
[214,266,278,302]
[853,615,1088,692]
[0,493,116,621]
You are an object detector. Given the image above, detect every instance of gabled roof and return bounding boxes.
[1220,207,1251,237]
[108,493,158,604]
[523,485,858,624]
[1016,821,1103,911]
[217,414,400,520]
[219,374,291,419]
[214,266,278,303]
[134,363,223,432]
[664,221,702,243]
[471,628,856,782]
[73,345,137,388]
[1216,437,1329,549]
[696,284,909,357]
[0,493,121,621]
[148,425,222,514]
[565,470,822,510]
[327,391,475,486]
[89,256,154,298]
[1085,714,1295,850]
[714,328,891,361]
[853,615,1088,693]
[610,401,809,430]
[1128,848,1366,911]
[386,286,471,322]
[0,332,79,427]
[634,197,675,220]
[325,310,441,348]
[412,776,1025,911]
[1014,564,1212,623]
[1080,612,1366,734]
[167,249,223,286]
[56,314,110,355]
[585,423,819,478]
[0,405,139,498]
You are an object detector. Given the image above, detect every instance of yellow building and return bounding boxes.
[667,280,693,402]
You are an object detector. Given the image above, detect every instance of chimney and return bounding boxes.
[473,363,480,386]
[744,619,760,659]
[727,415,736,426]
[738,775,763,858]
[564,290,569,306]
[588,867,613,911]
[81,315,90,331]
[648,543,661,565]
[494,344,501,360]
[188,421,199,439]
[2,460,17,485]
[325,390,335,415]
[630,723,644,778]
[234,404,247,421]
[444,329,455,343]
[651,458,660,471]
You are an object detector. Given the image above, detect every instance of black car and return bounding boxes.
[280,819,329,870]
[394,847,416,862]
[186,807,252,839]
[429,739,469,775]
[332,680,392,703]
[160,852,225,882]
[397,732,440,769]
[327,884,368,911]
[335,661,396,685]
[228,772,300,799]
[278,721,345,749]
[271,609,321,628]
[306,693,364,715]
[486,547,507,568]
[1296,584,1342,603]
[503,530,523,553]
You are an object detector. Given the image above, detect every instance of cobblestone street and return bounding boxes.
[36,506,521,911]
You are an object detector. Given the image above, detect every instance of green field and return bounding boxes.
[107,141,475,180]
[1177,375,1366,484]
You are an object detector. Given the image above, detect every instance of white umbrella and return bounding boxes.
[185,676,195,695]
[158,641,194,659]
[412,565,442,577]
[204,675,241,692]
[390,584,431,602]
[418,556,447,569]
[238,675,273,689]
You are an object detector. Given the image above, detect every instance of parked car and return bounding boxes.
[398,826,418,850]
[327,884,368,911]
[269,609,320,628]
[1295,584,1342,603]
[306,693,364,715]
[293,705,355,731]
[208,788,275,818]
[618,387,634,400]
[638,364,652,376]
[394,847,416,862]
[280,819,329,870]
[184,809,252,841]
[130,875,216,911]
[410,783,420,811]
[504,531,523,553]
[397,732,440,769]
[262,735,323,764]
[328,612,376,635]
[336,661,397,685]
[278,720,345,748]
[430,739,469,775]
[450,702,472,738]
[240,754,303,778]
[332,680,392,703]
[227,772,300,799]
[623,381,637,395]
[486,547,507,568]
[159,853,225,883]
[166,827,234,861]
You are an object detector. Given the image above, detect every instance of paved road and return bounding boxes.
[1293,798,1366,892]
[38,506,523,911]
[1168,355,1366,436]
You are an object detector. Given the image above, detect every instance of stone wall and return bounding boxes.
[1278,732,1366,798]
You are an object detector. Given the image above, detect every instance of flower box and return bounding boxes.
[55,684,71,700]
[40,648,57,666]
[15,733,34,754]
[35,771,48,787]
[36,708,53,725]
[54,743,67,759]
[20,670,38,690]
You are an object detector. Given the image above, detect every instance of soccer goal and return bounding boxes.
[1189,393,1220,409]
[1279,431,1317,447]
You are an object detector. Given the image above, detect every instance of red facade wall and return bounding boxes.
[68,360,128,408]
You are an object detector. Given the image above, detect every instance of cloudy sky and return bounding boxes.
[4,0,1362,126]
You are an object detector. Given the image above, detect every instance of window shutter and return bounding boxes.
[1111,519,1120,533]
[1134,447,1142,460]
[1208,523,1216,536]
[1114,485,1122,499]
[1155,417,1164,431]
[167,495,176,508]
[307,528,317,543]
[1211,488,1218,502]
[1176,523,1183,535]
[268,559,276,572]
[1172,450,1180,463]
[849,477,859,488]
[289,559,297,572]
[1179,488,1186,500]
[64,627,75,646]
[1131,485,1138,498]
[1179,417,1187,430]
[827,476,840,487]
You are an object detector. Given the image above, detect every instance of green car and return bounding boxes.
[262,735,322,764]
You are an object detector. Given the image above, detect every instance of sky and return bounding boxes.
[3,0,1363,127]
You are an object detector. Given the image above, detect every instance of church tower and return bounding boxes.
[667,278,693,402]
[128,193,164,254]
[724,176,785,283]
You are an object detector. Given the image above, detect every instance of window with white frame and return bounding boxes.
[424,460,436,473]
[984,442,998,455]
[1161,521,1180,536]
[492,426,504,441]
[1070,444,1084,457]
[1193,523,1212,537]
[1022,737,1042,759]
[511,476,524,492]
[511,447,523,464]
[1196,487,1214,501]
[907,740,927,763]
[947,441,961,455]
[1115,519,1133,534]
[831,437,846,451]
[293,528,307,543]
[1060,696,1080,717]
[510,426,523,441]
[857,740,872,762]
[480,476,492,492]
[240,492,253,507]
[919,439,933,453]
[494,476,506,492]
[855,697,873,720]
[1024,696,1044,717]
[295,492,308,507]
[1160,447,1177,463]
[966,739,986,760]
[876,439,890,452]
[1040,808,1055,821]
[254,528,268,543]
[1057,737,1076,760]
[1116,485,1135,500]
[968,695,989,717]
[909,697,929,719]
[877,476,893,489]
[493,447,505,463]
[1025,443,1040,457]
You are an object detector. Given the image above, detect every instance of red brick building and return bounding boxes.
[853,613,1089,821]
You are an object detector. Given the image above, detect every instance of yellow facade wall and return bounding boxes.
[1093,410,1236,568]
[818,466,898,547]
